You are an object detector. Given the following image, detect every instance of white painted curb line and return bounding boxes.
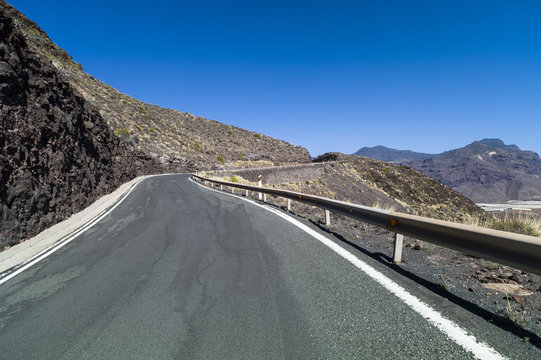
[0,175,151,281]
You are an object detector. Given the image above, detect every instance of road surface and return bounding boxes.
[0,174,538,359]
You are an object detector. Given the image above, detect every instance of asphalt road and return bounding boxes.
[0,174,538,359]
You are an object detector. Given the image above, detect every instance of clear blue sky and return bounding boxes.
[8,0,541,156]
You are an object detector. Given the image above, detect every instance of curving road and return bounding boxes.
[0,174,538,359]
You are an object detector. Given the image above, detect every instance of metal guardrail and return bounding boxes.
[192,174,541,276]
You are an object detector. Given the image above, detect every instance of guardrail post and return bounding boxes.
[258,175,262,200]
[393,233,404,264]
[245,190,249,197]
[325,210,331,226]
[220,185,223,191]
[232,187,235,194]
[287,199,291,211]
[263,194,267,202]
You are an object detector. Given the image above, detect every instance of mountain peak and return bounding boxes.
[477,138,520,151]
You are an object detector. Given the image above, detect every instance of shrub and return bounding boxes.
[114,128,130,140]
[217,155,225,164]
[488,215,540,237]
[254,133,262,139]
[237,155,244,160]
[463,212,541,237]
[230,175,239,183]
[193,142,201,151]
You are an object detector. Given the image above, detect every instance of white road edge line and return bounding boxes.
[0,176,147,286]
[191,178,507,360]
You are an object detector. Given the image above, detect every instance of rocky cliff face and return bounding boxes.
[0,2,163,248]
[5,2,310,170]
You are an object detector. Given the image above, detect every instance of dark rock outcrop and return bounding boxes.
[0,3,163,248]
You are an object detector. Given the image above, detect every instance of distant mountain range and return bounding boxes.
[354,146,435,163]
[354,139,541,203]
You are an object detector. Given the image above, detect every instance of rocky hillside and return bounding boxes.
[4,2,310,170]
[403,139,541,203]
[0,2,164,248]
[214,153,482,222]
[354,145,434,163]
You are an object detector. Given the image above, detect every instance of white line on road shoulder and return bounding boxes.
[191,178,507,360]
[0,177,147,286]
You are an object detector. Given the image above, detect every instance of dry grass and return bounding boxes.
[461,211,541,237]
[233,160,275,168]
[371,200,398,212]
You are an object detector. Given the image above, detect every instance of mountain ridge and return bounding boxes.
[354,139,541,202]
[354,145,435,163]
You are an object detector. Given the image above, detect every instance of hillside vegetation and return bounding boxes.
[209,153,483,223]
[6,2,310,171]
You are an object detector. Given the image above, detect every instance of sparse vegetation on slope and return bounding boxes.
[9,6,310,171]
[212,153,483,223]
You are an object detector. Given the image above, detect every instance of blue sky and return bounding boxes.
[9,0,541,156]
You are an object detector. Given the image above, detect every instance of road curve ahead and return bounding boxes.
[0,174,535,359]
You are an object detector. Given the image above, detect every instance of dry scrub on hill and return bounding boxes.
[205,155,541,238]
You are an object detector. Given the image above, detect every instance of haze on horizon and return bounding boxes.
[8,0,541,157]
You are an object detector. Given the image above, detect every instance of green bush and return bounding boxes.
[237,155,244,160]
[230,175,239,183]
[114,128,130,140]
[193,142,201,151]
[217,155,225,164]
[254,133,262,139]
[489,219,539,237]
